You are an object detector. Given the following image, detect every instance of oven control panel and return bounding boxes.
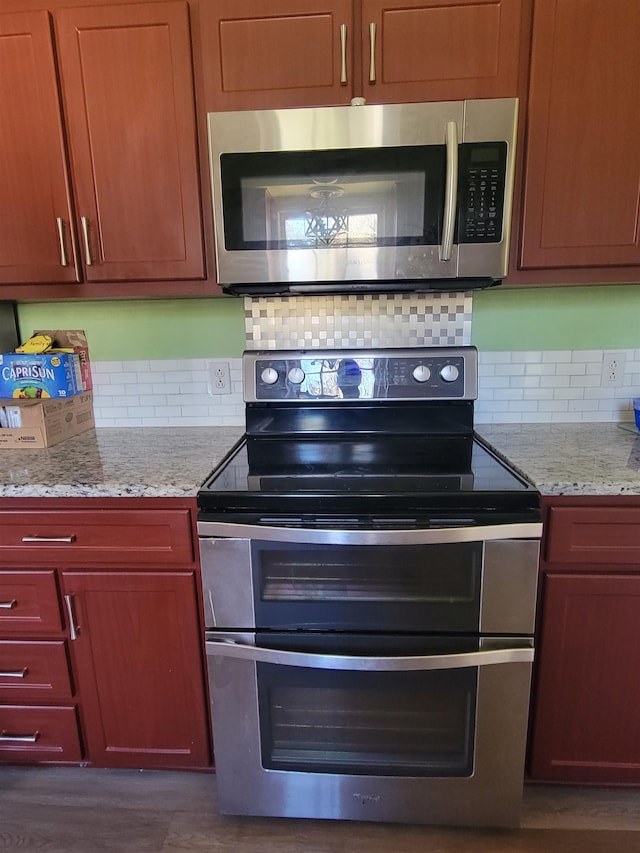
[243,347,477,402]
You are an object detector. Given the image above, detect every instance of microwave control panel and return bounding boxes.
[457,142,507,244]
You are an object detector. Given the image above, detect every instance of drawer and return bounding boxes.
[0,509,194,566]
[546,507,640,566]
[0,641,73,702]
[0,571,63,635]
[0,705,82,762]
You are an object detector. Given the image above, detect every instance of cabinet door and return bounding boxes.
[0,10,79,284]
[529,573,640,784]
[62,571,210,769]
[361,0,525,104]
[54,1,205,282]
[521,0,640,270]
[201,0,355,110]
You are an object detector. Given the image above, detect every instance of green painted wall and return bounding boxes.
[16,284,640,359]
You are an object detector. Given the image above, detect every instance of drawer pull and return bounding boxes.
[0,600,17,610]
[64,594,78,641]
[0,668,28,678]
[0,730,39,743]
[21,535,76,544]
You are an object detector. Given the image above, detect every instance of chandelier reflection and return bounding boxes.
[305,186,348,246]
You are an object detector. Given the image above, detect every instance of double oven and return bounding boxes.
[197,347,541,827]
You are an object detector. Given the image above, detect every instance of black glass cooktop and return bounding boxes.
[197,432,539,524]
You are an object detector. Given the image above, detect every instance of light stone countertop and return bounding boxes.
[0,427,244,498]
[0,422,638,499]
[476,422,640,496]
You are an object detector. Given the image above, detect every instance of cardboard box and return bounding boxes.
[0,351,82,399]
[33,330,92,392]
[0,392,95,448]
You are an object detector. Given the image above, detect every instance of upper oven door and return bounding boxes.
[198,524,540,635]
[207,99,518,290]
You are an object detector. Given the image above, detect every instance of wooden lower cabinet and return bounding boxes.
[528,498,640,784]
[61,570,210,769]
[0,498,211,770]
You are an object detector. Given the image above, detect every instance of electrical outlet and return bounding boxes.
[600,351,626,387]
[208,360,231,395]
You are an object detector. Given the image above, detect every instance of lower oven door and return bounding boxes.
[205,634,534,827]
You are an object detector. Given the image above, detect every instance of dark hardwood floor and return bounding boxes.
[1,766,639,852]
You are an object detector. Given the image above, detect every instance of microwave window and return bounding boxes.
[220,147,444,251]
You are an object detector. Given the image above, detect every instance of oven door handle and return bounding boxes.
[197,521,542,545]
[205,639,534,671]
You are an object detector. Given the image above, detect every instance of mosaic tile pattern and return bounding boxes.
[244,293,473,349]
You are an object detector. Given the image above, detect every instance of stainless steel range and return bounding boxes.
[197,347,541,827]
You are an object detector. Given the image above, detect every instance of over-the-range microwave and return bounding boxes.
[207,98,518,296]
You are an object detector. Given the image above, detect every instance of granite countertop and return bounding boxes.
[476,422,640,496]
[0,427,243,498]
[0,422,638,499]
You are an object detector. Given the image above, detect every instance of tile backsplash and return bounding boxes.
[90,348,640,428]
[244,292,473,349]
[88,288,639,427]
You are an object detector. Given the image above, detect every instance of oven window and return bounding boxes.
[252,541,482,632]
[257,664,476,777]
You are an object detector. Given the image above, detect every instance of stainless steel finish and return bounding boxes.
[0,600,17,610]
[440,120,458,262]
[207,98,518,286]
[199,538,254,630]
[56,217,68,266]
[242,346,478,403]
[197,520,542,546]
[199,532,540,634]
[206,636,534,670]
[339,24,347,83]
[481,539,540,634]
[207,641,533,825]
[64,594,78,641]
[80,216,92,265]
[0,731,39,743]
[368,22,376,82]
[0,668,28,678]
[21,535,75,544]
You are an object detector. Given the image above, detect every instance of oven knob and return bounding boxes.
[287,367,305,384]
[260,367,279,385]
[412,365,431,383]
[439,364,459,383]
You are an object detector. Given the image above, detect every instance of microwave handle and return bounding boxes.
[206,638,534,672]
[440,120,459,262]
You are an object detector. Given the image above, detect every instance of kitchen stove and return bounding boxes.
[197,347,541,827]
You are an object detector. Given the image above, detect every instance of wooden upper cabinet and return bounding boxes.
[53,1,205,282]
[201,0,526,111]
[520,0,640,272]
[361,0,526,104]
[0,11,79,284]
[201,0,356,110]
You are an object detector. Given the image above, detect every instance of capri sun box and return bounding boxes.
[0,331,95,448]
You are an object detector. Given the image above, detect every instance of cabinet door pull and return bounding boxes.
[368,22,376,82]
[64,594,79,641]
[21,535,76,544]
[80,216,93,265]
[340,24,348,84]
[0,730,39,743]
[0,600,17,610]
[56,217,68,266]
[440,120,458,262]
[0,668,28,678]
